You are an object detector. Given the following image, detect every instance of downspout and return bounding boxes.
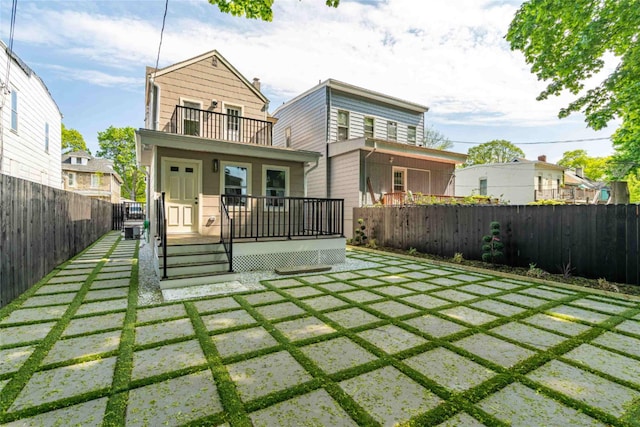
[304,157,319,197]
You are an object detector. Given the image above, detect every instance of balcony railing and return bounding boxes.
[170,105,272,145]
[221,195,344,240]
[535,188,598,203]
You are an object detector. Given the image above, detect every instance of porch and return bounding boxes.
[534,188,601,204]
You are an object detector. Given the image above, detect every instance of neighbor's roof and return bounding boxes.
[273,78,429,116]
[145,49,268,104]
[61,152,123,183]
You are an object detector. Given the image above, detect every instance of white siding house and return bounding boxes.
[0,40,62,188]
[455,158,566,205]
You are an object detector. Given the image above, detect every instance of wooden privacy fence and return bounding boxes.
[0,175,115,307]
[354,204,640,285]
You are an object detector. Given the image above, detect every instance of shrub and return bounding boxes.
[526,263,548,278]
[353,218,368,246]
[452,252,464,263]
[481,221,504,263]
[408,247,418,256]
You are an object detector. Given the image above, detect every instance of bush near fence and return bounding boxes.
[354,204,640,285]
[0,175,115,307]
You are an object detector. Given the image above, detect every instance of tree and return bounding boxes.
[96,126,145,201]
[464,140,525,167]
[423,126,453,150]
[557,149,610,181]
[506,0,640,173]
[208,0,340,21]
[61,124,89,154]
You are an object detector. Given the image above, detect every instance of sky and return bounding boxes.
[0,0,618,162]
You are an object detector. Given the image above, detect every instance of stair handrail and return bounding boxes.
[220,196,234,272]
[158,192,168,279]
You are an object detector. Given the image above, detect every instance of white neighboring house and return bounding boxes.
[0,40,62,188]
[455,156,566,205]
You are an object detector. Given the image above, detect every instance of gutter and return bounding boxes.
[362,141,377,205]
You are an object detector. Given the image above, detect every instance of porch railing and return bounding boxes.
[170,105,272,145]
[219,198,234,272]
[156,193,168,279]
[220,195,344,240]
[535,188,598,203]
[381,192,499,205]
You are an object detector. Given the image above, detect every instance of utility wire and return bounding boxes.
[450,136,613,146]
[152,0,169,78]
[3,0,18,93]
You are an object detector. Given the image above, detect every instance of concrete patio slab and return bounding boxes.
[62,312,125,337]
[318,282,356,292]
[227,351,312,401]
[339,366,441,425]
[131,340,206,380]
[254,302,306,320]
[436,412,485,427]
[374,285,414,296]
[616,319,640,335]
[135,317,194,346]
[301,274,336,284]
[21,293,76,307]
[349,277,386,287]
[91,278,131,289]
[44,330,121,365]
[74,299,128,316]
[201,309,256,331]
[280,286,325,299]
[48,274,90,284]
[401,281,439,292]
[241,291,286,305]
[439,306,499,326]
[213,326,279,358]
[192,296,241,313]
[429,277,463,287]
[264,278,306,289]
[4,397,108,427]
[300,336,377,374]
[470,299,527,317]
[324,307,381,328]
[593,331,640,358]
[0,345,35,375]
[136,304,186,323]
[432,289,478,302]
[84,288,128,301]
[564,343,640,385]
[404,347,495,392]
[403,315,468,337]
[301,294,350,311]
[0,321,57,346]
[125,370,223,427]
[546,305,610,324]
[274,316,336,341]
[522,313,592,336]
[497,293,548,307]
[249,388,358,427]
[357,324,427,354]
[341,290,385,303]
[1,306,67,324]
[400,294,450,309]
[34,283,83,295]
[458,284,504,296]
[454,333,536,367]
[520,287,571,300]
[489,322,567,350]
[570,298,630,314]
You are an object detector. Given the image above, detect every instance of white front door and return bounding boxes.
[163,158,201,233]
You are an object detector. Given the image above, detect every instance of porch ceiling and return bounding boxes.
[135,129,321,167]
[328,137,467,165]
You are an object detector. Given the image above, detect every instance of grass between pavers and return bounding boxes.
[2,244,640,426]
[0,233,123,423]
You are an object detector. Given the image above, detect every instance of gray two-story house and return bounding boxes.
[273,79,467,236]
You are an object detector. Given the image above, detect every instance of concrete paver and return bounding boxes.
[274,316,336,341]
[201,309,256,331]
[357,324,427,354]
[213,326,279,358]
[454,333,536,367]
[44,330,121,364]
[300,337,377,374]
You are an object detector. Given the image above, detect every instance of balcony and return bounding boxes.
[534,188,599,204]
[170,105,272,146]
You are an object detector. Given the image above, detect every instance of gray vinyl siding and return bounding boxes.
[273,87,328,197]
[329,91,424,144]
[328,150,361,238]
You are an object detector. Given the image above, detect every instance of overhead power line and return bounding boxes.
[152,0,169,78]
[450,137,613,145]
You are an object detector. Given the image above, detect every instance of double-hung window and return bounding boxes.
[68,172,76,187]
[10,89,18,131]
[407,126,416,144]
[392,167,406,192]
[45,123,49,153]
[479,178,487,196]
[226,106,241,141]
[222,163,250,206]
[263,166,289,207]
[91,174,101,188]
[337,110,349,141]
[364,117,374,138]
[182,100,201,136]
[387,121,397,141]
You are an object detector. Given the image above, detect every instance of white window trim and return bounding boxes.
[220,160,252,202]
[222,102,245,141]
[337,110,349,141]
[262,165,290,209]
[479,177,488,196]
[387,121,397,141]
[179,97,203,136]
[91,174,100,188]
[364,117,375,139]
[392,166,407,193]
[10,88,18,133]
[68,172,76,187]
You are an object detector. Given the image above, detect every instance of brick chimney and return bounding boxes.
[537,155,547,162]
[252,78,261,92]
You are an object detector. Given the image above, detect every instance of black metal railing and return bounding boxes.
[219,198,234,272]
[220,195,344,240]
[123,201,146,220]
[170,105,273,145]
[156,193,168,279]
[112,203,124,230]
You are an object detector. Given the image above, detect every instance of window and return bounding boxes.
[285,126,292,147]
[364,117,374,138]
[45,123,49,153]
[337,110,349,141]
[68,172,76,187]
[387,121,397,141]
[222,163,251,205]
[75,157,82,165]
[10,89,17,131]
[91,174,101,188]
[407,126,416,144]
[537,176,543,191]
[392,167,406,192]
[263,166,289,207]
[226,106,241,141]
[182,100,201,136]
[479,178,487,196]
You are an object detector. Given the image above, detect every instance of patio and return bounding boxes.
[1,231,639,426]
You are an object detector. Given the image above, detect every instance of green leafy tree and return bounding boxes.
[506,0,640,174]
[464,140,525,167]
[209,0,340,21]
[423,125,453,150]
[61,124,89,154]
[557,149,610,181]
[96,126,145,201]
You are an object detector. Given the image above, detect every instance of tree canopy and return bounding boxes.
[96,126,145,201]
[557,149,610,181]
[208,0,340,21]
[423,126,453,150]
[464,140,525,167]
[61,124,89,154]
[506,0,640,174]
